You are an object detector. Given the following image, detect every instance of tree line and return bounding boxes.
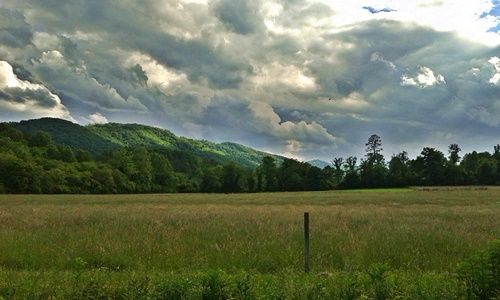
[330,134,500,188]
[0,124,499,194]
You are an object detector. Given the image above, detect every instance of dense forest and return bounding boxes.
[0,120,499,194]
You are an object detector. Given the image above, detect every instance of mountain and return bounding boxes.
[12,118,283,168]
[307,159,330,169]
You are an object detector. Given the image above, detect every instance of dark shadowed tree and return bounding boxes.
[221,162,246,193]
[412,147,447,185]
[29,131,52,147]
[331,157,344,185]
[201,166,223,193]
[341,156,359,188]
[388,151,410,187]
[448,144,461,165]
[361,134,387,187]
[259,156,278,191]
[365,134,383,161]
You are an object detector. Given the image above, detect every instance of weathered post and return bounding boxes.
[304,212,310,273]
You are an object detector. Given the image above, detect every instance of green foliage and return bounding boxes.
[457,240,500,299]
[3,119,500,194]
[0,269,474,299]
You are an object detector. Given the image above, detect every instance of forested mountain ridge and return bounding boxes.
[2,119,499,194]
[13,118,282,168]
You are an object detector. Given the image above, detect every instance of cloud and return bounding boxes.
[0,60,73,121]
[87,112,108,124]
[0,1,500,160]
[213,0,262,34]
[489,56,500,84]
[0,7,33,48]
[401,67,446,87]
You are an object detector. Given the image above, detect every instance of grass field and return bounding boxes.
[0,188,499,299]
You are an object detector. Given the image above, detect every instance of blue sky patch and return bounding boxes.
[362,6,397,14]
[488,23,500,32]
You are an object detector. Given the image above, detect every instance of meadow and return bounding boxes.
[0,188,499,299]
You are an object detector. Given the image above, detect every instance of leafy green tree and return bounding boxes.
[131,147,153,192]
[92,166,117,193]
[29,131,52,147]
[477,160,497,185]
[388,152,410,187]
[0,153,42,193]
[460,151,494,184]
[341,156,359,188]
[331,157,344,185]
[413,147,447,185]
[108,148,136,178]
[75,149,92,162]
[201,166,223,193]
[221,162,246,193]
[150,152,176,192]
[0,124,25,142]
[446,144,463,185]
[259,156,278,191]
[279,159,305,191]
[448,144,461,165]
[58,145,77,163]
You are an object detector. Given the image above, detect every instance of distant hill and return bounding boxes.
[307,159,330,169]
[12,118,283,168]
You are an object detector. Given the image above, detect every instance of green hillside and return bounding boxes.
[12,118,282,168]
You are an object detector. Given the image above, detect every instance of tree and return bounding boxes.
[131,147,153,192]
[388,151,410,187]
[221,162,245,193]
[341,156,359,188]
[365,134,383,161]
[150,152,176,192]
[414,147,447,185]
[29,131,52,147]
[331,157,344,185]
[200,166,222,193]
[279,158,305,191]
[448,144,461,165]
[259,156,278,191]
[0,124,25,142]
[361,135,386,187]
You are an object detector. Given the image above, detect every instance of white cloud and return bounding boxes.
[87,112,108,124]
[124,52,188,90]
[488,56,500,85]
[251,63,317,91]
[370,52,397,71]
[401,66,446,88]
[0,60,73,121]
[249,101,336,144]
[318,0,500,46]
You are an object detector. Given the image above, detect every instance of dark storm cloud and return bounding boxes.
[0,7,33,48]
[0,0,499,160]
[214,0,262,34]
[300,20,500,157]
[21,0,250,89]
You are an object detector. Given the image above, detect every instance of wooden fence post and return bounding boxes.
[304,212,310,273]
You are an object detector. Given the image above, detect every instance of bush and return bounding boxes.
[457,240,500,299]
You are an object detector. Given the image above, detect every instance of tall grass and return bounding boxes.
[0,189,498,274]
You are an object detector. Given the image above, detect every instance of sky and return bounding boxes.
[0,0,499,161]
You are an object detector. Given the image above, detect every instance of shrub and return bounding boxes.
[457,240,500,299]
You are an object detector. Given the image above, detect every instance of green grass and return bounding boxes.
[0,189,499,298]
